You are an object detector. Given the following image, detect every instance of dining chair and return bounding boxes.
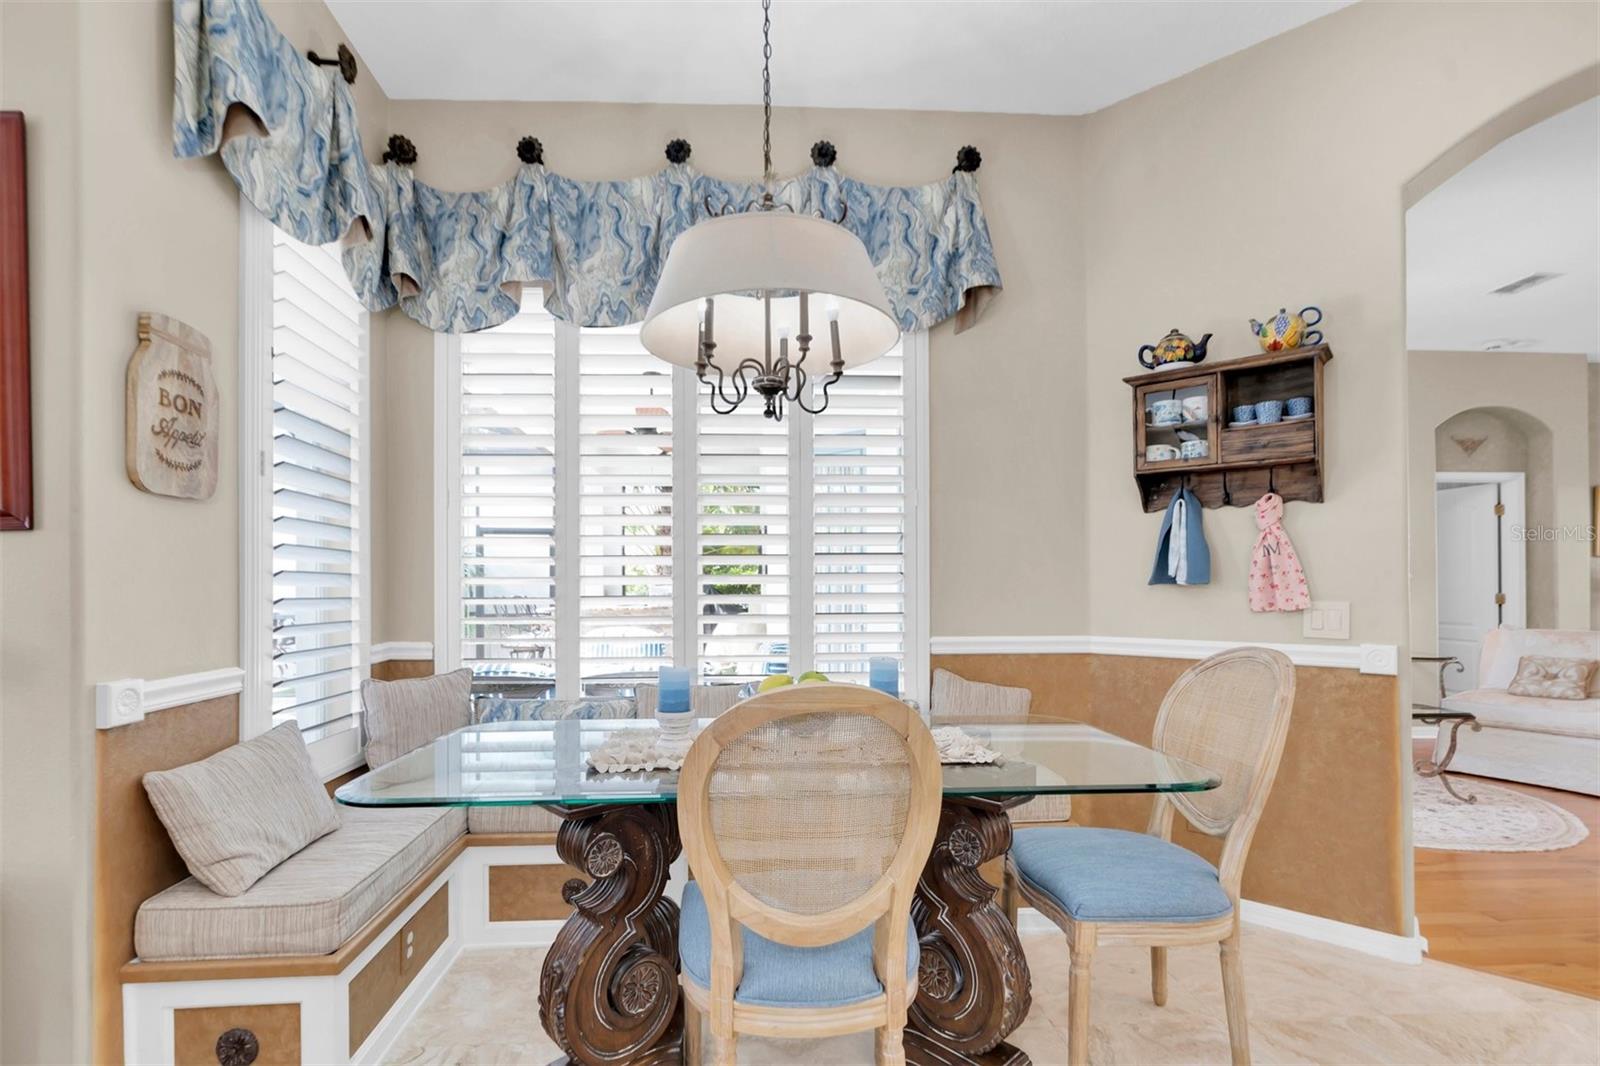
[677,683,942,1066]
[1008,647,1295,1066]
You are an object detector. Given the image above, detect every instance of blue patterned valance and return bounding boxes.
[173,0,1002,335]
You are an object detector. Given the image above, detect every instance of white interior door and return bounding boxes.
[1436,482,1501,691]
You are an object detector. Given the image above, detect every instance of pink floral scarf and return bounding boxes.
[1248,493,1310,612]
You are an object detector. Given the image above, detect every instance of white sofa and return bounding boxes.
[1435,626,1600,796]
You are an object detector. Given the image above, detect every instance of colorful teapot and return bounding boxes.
[1138,329,1212,369]
[1250,306,1324,352]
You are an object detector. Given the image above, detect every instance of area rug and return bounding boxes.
[1413,774,1590,852]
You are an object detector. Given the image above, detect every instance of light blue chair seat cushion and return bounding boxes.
[679,881,919,1008]
[1011,827,1232,924]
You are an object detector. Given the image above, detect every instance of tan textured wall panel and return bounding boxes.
[95,696,241,1065]
[372,659,436,683]
[487,863,583,922]
[173,1003,300,1066]
[933,653,1407,936]
[348,883,449,1055]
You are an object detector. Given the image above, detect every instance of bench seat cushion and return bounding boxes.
[1441,688,1600,739]
[467,805,563,834]
[135,806,465,960]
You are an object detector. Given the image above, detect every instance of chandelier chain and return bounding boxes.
[761,0,773,184]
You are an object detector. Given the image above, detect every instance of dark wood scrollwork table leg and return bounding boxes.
[539,803,684,1066]
[908,798,1034,1066]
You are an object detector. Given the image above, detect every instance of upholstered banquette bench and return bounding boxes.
[118,672,749,1065]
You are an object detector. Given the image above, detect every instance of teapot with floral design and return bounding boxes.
[1138,328,1212,370]
[1250,306,1324,352]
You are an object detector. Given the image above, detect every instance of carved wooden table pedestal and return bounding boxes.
[537,798,1034,1066]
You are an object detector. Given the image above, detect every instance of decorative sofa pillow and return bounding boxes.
[1506,656,1598,701]
[474,696,635,723]
[142,721,341,897]
[931,668,1032,717]
[360,668,472,769]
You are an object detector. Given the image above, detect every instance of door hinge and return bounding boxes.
[1493,502,1505,516]
[1494,592,1507,606]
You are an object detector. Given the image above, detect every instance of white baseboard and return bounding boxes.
[1014,903,1424,965]
[372,641,434,664]
[930,635,1400,676]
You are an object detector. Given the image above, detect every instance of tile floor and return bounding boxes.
[388,926,1600,1064]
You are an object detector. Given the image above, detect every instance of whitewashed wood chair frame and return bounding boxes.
[677,684,942,1066]
[1010,647,1296,1066]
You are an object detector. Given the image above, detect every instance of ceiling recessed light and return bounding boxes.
[1489,272,1562,295]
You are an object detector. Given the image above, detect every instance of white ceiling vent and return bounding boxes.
[1489,272,1562,295]
[1481,337,1539,351]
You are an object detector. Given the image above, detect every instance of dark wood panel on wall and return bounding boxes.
[931,652,1407,937]
[95,695,241,1066]
[0,112,34,531]
[372,659,435,682]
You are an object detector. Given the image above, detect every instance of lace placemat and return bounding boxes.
[933,726,1002,765]
[587,730,687,773]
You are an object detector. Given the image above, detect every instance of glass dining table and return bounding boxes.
[336,714,1220,1066]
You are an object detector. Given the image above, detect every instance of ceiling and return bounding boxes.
[1406,97,1599,361]
[326,0,1351,116]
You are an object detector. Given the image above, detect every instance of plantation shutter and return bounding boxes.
[457,296,559,691]
[812,342,907,685]
[577,323,675,690]
[269,228,366,739]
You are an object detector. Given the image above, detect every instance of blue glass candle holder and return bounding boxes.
[869,657,900,698]
[656,667,694,748]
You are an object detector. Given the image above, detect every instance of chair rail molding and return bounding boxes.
[371,641,435,664]
[930,635,1399,675]
[95,667,246,729]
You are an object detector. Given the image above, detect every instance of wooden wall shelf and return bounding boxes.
[1125,345,1331,512]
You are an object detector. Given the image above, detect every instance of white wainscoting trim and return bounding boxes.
[930,635,1400,675]
[371,641,435,664]
[96,667,246,729]
[1016,903,1424,964]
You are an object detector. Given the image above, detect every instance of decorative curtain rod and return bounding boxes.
[173,0,1002,336]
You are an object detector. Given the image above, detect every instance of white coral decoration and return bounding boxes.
[932,726,1001,765]
[587,730,686,773]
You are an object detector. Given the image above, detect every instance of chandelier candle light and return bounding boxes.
[639,0,901,420]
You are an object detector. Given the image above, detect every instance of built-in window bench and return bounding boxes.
[120,822,574,1066]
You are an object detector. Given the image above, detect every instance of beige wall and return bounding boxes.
[1078,2,1596,650]
[1407,350,1592,652]
[374,101,1087,644]
[0,3,387,1059]
[1591,365,1599,629]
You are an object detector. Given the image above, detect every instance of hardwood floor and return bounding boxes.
[1411,741,1600,1000]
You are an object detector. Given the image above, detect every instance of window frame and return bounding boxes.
[434,303,929,702]
[239,194,373,779]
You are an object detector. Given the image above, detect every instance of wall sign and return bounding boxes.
[125,313,218,500]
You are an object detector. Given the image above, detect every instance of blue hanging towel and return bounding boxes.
[1149,488,1211,586]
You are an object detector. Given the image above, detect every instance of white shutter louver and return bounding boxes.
[270,229,366,739]
[813,343,907,685]
[578,324,675,690]
[458,296,559,693]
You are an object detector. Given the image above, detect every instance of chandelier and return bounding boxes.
[639,0,901,420]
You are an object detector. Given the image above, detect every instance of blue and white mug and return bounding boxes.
[1255,400,1284,424]
[1286,395,1313,417]
[1231,404,1257,424]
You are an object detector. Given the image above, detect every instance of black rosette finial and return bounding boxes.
[306,43,358,86]
[664,139,691,165]
[810,140,838,168]
[382,134,417,166]
[953,145,982,173]
[516,136,544,165]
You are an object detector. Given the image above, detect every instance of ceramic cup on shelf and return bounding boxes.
[1181,438,1209,460]
[1255,400,1285,424]
[1181,396,1208,423]
[1231,404,1257,424]
[1286,395,1313,417]
[1149,398,1183,425]
[1146,443,1181,462]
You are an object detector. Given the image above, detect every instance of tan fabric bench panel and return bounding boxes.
[349,883,450,1056]
[1011,794,1073,823]
[468,805,563,834]
[173,1003,300,1066]
[488,862,584,921]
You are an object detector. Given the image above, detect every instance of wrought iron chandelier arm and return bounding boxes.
[793,365,844,416]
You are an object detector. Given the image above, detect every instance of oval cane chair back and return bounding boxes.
[1150,647,1295,885]
[679,683,942,950]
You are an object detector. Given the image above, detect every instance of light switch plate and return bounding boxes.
[1302,600,1351,640]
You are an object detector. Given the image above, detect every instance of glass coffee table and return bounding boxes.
[1411,708,1483,803]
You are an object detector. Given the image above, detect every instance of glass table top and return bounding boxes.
[335,715,1221,809]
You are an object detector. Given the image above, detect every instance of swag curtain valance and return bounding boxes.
[173,0,1003,335]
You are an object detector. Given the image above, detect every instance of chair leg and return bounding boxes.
[683,993,703,1066]
[875,1025,907,1066]
[1220,927,1251,1066]
[1151,946,1168,1007]
[707,1028,737,1066]
[1067,923,1096,1066]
